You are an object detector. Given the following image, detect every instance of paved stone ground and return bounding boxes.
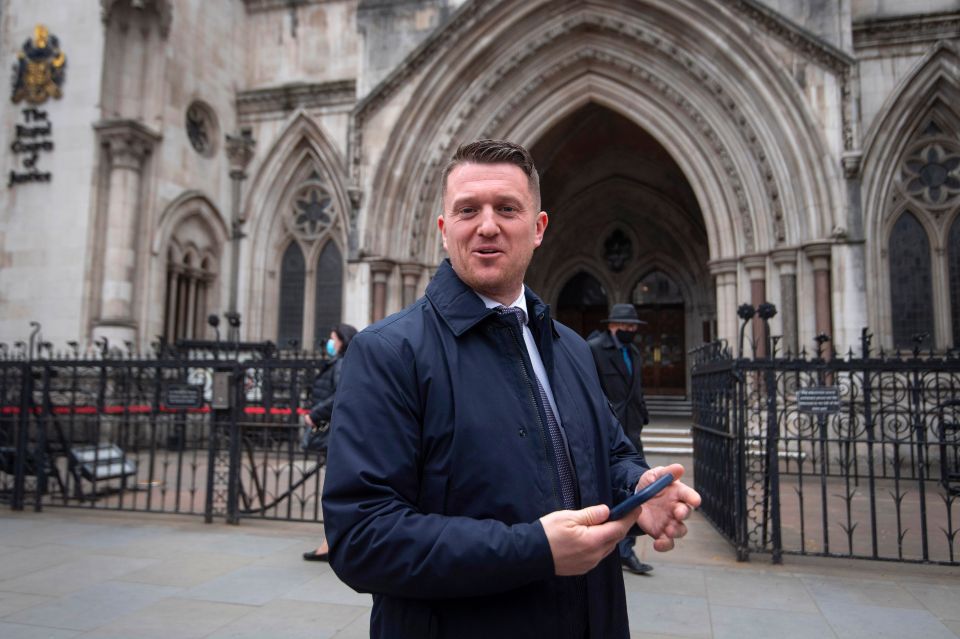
[1,461,959,638]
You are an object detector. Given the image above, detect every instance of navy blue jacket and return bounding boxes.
[322,260,648,638]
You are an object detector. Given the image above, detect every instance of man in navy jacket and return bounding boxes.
[322,140,700,638]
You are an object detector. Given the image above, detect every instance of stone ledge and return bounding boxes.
[236,80,356,117]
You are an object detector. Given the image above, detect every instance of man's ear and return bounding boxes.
[438,214,448,251]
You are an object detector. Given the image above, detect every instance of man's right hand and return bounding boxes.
[539,504,638,576]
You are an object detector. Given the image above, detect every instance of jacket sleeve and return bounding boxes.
[321,330,555,599]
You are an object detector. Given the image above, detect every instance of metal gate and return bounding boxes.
[691,307,960,565]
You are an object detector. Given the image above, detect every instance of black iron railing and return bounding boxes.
[0,343,331,524]
[691,310,960,566]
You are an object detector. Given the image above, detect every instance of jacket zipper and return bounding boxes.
[505,323,561,508]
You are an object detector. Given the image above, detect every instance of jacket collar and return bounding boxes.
[426,259,553,338]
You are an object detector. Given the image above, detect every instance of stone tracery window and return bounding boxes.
[901,139,960,209]
[949,216,960,346]
[276,173,344,350]
[287,178,336,241]
[888,212,933,349]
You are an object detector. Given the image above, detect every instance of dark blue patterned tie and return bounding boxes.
[497,305,577,509]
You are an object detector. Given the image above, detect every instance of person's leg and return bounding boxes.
[619,536,652,574]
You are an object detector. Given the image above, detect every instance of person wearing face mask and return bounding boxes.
[303,322,357,562]
[587,304,652,575]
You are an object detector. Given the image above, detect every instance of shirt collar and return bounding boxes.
[476,288,528,324]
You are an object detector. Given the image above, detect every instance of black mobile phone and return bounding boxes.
[608,473,675,520]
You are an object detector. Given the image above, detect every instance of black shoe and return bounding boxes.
[303,549,329,562]
[621,555,653,575]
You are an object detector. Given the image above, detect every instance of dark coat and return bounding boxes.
[308,356,342,425]
[322,259,648,639]
[587,331,649,450]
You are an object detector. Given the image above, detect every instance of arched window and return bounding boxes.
[889,212,933,349]
[163,213,219,342]
[278,242,306,348]
[313,241,343,347]
[950,216,960,346]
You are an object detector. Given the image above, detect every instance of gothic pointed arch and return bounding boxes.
[862,41,960,347]
[148,192,228,342]
[355,0,844,269]
[246,111,350,343]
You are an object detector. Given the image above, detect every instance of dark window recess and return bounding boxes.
[889,212,934,349]
[313,241,343,349]
[278,242,306,349]
[604,229,632,273]
[950,216,960,347]
[632,270,684,306]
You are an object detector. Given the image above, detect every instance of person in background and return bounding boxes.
[588,304,653,575]
[302,322,357,562]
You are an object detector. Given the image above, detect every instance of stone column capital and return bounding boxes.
[803,241,833,271]
[399,263,422,282]
[225,129,256,176]
[369,259,394,282]
[708,257,738,276]
[740,253,767,280]
[95,119,161,171]
[770,247,799,275]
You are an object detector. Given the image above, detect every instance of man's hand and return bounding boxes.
[540,504,639,576]
[633,464,701,552]
[304,414,315,428]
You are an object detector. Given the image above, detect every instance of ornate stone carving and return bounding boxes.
[853,11,960,49]
[94,119,161,170]
[352,0,857,179]
[237,80,356,119]
[100,0,173,37]
[225,128,256,176]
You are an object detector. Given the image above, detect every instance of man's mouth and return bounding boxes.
[474,248,502,255]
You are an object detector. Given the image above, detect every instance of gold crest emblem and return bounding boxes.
[11,24,67,105]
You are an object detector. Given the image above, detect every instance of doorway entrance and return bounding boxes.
[633,270,686,395]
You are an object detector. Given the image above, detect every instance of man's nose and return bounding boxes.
[476,206,499,235]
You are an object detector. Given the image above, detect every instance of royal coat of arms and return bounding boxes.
[11,24,67,104]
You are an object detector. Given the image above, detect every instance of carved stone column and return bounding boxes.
[93,120,160,344]
[771,248,799,356]
[369,260,394,323]
[225,128,256,341]
[399,263,423,308]
[741,254,768,357]
[804,242,834,348]
[708,258,738,349]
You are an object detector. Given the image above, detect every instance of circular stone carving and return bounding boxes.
[900,141,960,210]
[185,101,218,157]
[288,181,337,241]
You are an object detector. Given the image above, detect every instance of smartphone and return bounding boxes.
[608,473,674,520]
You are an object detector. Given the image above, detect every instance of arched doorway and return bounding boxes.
[527,104,711,396]
[555,271,609,337]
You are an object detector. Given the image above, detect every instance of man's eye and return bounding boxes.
[458,207,477,216]
[499,205,517,214]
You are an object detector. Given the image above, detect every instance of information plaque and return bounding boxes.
[164,383,204,409]
[797,386,841,414]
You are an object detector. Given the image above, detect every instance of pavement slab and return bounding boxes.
[1,506,958,638]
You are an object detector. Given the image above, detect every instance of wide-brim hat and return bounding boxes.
[601,303,647,325]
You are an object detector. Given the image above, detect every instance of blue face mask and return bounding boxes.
[325,339,337,357]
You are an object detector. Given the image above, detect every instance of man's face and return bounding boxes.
[609,322,638,335]
[438,162,547,304]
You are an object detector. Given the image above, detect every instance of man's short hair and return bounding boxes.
[441,139,541,210]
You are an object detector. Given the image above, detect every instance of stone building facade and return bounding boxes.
[0,0,958,395]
